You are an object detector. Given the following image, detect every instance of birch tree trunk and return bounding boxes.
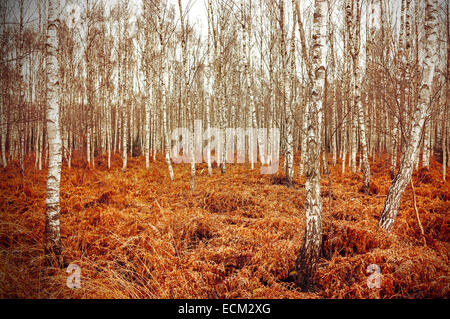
[354,59,371,192]
[177,0,196,190]
[295,0,327,291]
[44,0,62,262]
[17,0,25,180]
[0,102,6,167]
[217,12,226,175]
[422,120,431,168]
[350,79,357,173]
[379,0,438,232]
[278,0,293,185]
[205,0,214,176]
[242,1,257,171]
[0,1,6,169]
[444,0,449,181]
[145,88,151,169]
[158,12,174,180]
[287,2,297,183]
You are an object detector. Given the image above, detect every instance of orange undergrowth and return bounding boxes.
[0,152,448,298]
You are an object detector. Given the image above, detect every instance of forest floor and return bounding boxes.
[0,153,449,298]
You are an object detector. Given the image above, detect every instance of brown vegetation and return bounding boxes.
[0,153,448,298]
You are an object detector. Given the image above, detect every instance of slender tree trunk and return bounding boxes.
[159,29,174,180]
[91,126,95,168]
[17,0,25,181]
[44,0,62,263]
[444,1,449,181]
[205,3,213,176]
[87,126,91,166]
[177,0,195,189]
[0,1,5,168]
[331,85,337,166]
[379,0,438,232]
[287,2,297,182]
[295,0,327,291]
[422,120,431,168]
[354,58,371,192]
[121,65,127,172]
[278,0,293,185]
[351,80,357,173]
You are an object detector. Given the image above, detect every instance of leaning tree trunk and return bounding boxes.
[295,0,327,291]
[44,0,62,263]
[379,0,438,232]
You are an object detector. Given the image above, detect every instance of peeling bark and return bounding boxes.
[295,0,327,291]
[379,0,438,232]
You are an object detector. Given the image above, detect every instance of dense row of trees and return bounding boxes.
[1,0,448,289]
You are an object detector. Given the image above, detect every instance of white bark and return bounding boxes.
[178,0,195,189]
[0,1,5,168]
[145,90,150,169]
[278,0,293,184]
[286,2,296,183]
[422,120,431,168]
[0,100,6,168]
[205,0,213,176]
[354,61,371,191]
[106,95,111,169]
[390,115,399,178]
[444,1,449,181]
[121,85,127,172]
[158,10,174,180]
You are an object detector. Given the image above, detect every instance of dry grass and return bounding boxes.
[0,152,448,299]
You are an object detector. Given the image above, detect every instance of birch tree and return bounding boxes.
[0,1,7,168]
[295,0,327,291]
[177,0,195,190]
[444,0,449,181]
[345,0,371,193]
[44,0,62,262]
[379,0,439,232]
